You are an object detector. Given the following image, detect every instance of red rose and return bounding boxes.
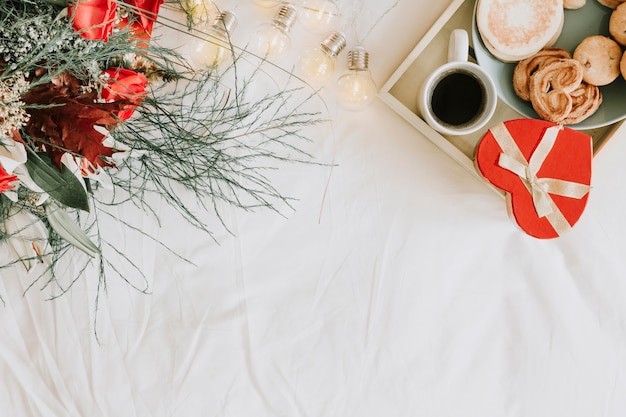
[122,0,164,40]
[68,0,117,41]
[0,164,18,194]
[101,67,148,120]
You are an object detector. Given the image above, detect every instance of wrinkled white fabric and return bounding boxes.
[2,1,626,416]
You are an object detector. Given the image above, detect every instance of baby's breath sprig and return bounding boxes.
[0,72,30,137]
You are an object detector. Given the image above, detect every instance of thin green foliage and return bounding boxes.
[0,0,325,309]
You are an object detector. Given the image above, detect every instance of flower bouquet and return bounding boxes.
[0,0,318,297]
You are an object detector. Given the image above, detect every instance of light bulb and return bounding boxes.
[251,0,282,7]
[337,47,377,111]
[299,0,341,34]
[182,0,219,25]
[251,3,297,61]
[189,11,237,70]
[296,31,346,87]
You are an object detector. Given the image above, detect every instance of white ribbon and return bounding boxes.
[489,122,591,235]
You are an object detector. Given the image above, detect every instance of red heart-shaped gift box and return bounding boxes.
[475,119,592,239]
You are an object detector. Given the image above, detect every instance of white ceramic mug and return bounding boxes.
[418,29,497,136]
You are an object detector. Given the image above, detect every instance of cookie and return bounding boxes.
[530,88,572,123]
[561,82,602,124]
[529,59,583,123]
[564,0,586,8]
[573,35,622,86]
[610,2,626,46]
[513,48,572,101]
[621,50,626,80]
[597,0,626,9]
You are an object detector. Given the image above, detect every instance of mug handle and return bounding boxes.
[448,29,469,63]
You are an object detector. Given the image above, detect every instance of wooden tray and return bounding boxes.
[379,0,625,190]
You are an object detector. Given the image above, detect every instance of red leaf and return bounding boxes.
[22,72,137,170]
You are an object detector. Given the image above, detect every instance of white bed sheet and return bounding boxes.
[3,0,626,416]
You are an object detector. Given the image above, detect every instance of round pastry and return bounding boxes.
[564,0,586,9]
[597,0,626,9]
[610,3,626,46]
[476,0,564,62]
[513,48,572,101]
[573,35,622,85]
[621,49,626,80]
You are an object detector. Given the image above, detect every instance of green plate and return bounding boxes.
[472,1,626,129]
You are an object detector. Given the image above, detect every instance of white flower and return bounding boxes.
[0,139,47,205]
[0,72,30,137]
[0,138,26,174]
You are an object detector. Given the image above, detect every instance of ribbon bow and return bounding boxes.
[489,123,590,235]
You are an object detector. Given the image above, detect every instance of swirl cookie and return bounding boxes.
[610,3,626,46]
[562,83,602,124]
[529,59,584,123]
[573,35,622,86]
[513,49,603,124]
[530,88,573,123]
[513,48,572,100]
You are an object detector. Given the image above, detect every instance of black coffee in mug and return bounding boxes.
[430,70,486,127]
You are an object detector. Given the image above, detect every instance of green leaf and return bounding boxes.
[45,203,99,257]
[25,153,90,212]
